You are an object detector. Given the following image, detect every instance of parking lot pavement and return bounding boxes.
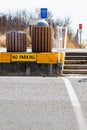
[68,77,87,123]
[0,76,87,130]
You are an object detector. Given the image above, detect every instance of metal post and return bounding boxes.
[60,28,62,48]
[80,29,82,44]
[64,27,67,49]
[77,29,80,44]
[57,27,60,64]
[57,26,67,64]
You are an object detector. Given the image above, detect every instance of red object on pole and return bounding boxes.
[79,24,82,29]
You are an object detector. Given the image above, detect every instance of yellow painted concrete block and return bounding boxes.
[0,53,11,63]
[60,53,64,64]
[37,53,64,64]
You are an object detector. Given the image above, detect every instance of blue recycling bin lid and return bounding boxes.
[36,21,49,27]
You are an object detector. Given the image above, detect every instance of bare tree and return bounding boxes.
[0,8,73,42]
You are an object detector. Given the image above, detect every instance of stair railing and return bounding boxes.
[57,26,67,65]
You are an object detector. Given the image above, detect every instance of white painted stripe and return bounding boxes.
[64,76,87,78]
[62,77,87,130]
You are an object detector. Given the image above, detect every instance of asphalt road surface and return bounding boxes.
[0,76,87,130]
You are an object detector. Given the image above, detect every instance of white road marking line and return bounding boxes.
[62,77,87,130]
[64,76,87,79]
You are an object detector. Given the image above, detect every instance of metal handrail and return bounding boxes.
[57,26,67,65]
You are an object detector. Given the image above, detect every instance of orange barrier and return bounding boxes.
[0,53,10,63]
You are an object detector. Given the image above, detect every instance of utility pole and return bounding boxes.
[79,24,82,44]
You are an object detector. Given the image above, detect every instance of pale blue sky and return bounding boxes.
[0,0,87,41]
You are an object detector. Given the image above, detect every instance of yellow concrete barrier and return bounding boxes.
[37,53,64,64]
[0,53,11,63]
[60,53,64,64]
[0,52,64,64]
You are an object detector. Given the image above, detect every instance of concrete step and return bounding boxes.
[64,64,87,69]
[66,52,87,56]
[63,69,87,74]
[63,52,87,74]
[64,60,87,64]
[65,56,87,60]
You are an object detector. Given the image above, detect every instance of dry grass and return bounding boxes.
[63,36,87,49]
[0,32,86,49]
[74,43,87,48]
[0,34,6,47]
[66,36,76,48]
[0,28,32,47]
[52,36,76,48]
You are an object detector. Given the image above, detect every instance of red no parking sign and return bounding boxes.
[79,24,82,29]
